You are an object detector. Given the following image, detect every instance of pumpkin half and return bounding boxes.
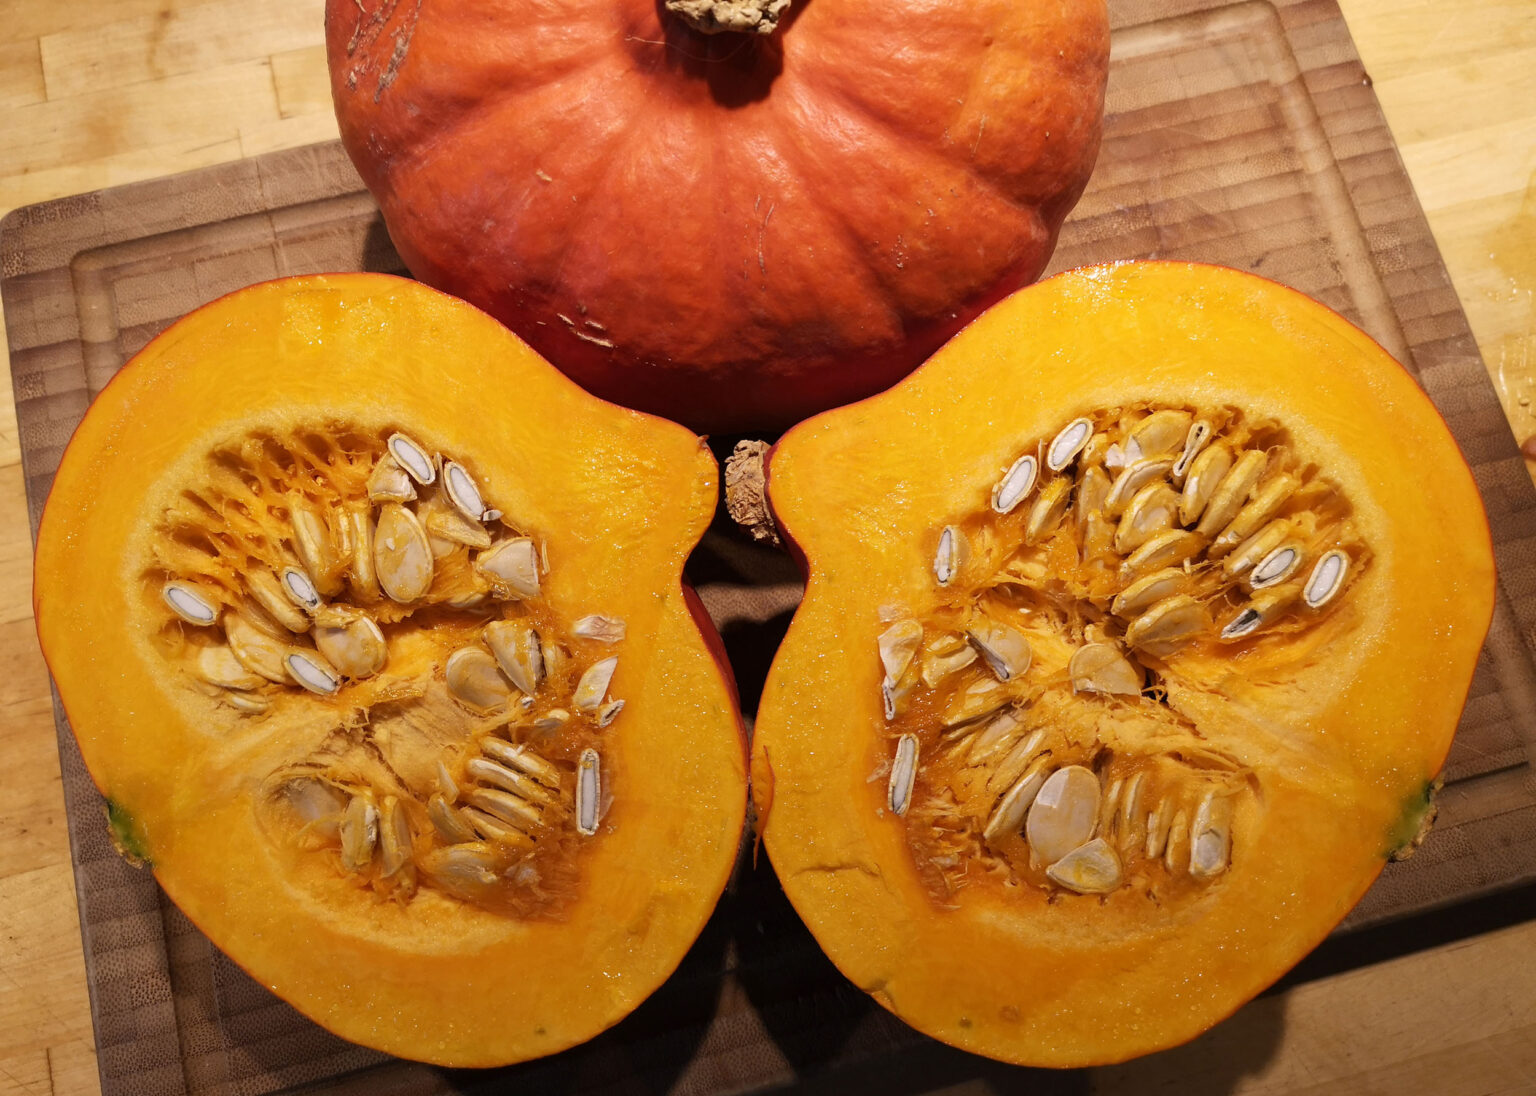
[33,274,748,1066]
[325,0,1110,433]
[753,262,1495,1065]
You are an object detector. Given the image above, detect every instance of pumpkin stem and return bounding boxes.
[665,0,790,35]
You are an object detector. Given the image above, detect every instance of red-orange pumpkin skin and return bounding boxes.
[326,0,1110,433]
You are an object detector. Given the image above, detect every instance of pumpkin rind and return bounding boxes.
[753,262,1496,1065]
[325,0,1111,432]
[33,274,748,1067]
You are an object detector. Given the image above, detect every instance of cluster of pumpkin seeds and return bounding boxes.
[147,425,626,912]
[878,405,1368,901]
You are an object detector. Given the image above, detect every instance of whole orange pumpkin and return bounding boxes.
[326,0,1110,432]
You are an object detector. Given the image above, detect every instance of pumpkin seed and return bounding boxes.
[428,793,478,845]
[1249,543,1303,589]
[942,677,1009,729]
[576,749,601,835]
[480,738,562,788]
[1113,481,1179,554]
[985,730,1047,796]
[280,567,321,612]
[1221,583,1301,639]
[1024,477,1071,545]
[443,461,490,523]
[1026,765,1101,863]
[194,645,264,691]
[878,619,923,683]
[461,806,534,849]
[245,571,310,632]
[342,504,380,599]
[340,792,379,872]
[476,538,541,598]
[533,708,571,733]
[1211,474,1298,557]
[933,525,968,586]
[1075,464,1111,524]
[966,620,1032,682]
[992,454,1039,514]
[1125,595,1208,655]
[424,501,493,550]
[597,698,626,727]
[1119,529,1204,581]
[1164,807,1191,873]
[485,620,544,695]
[224,613,293,684]
[1195,450,1268,538]
[387,432,437,485]
[1188,789,1232,878]
[285,650,341,695]
[163,582,218,626]
[967,710,1025,765]
[1045,837,1123,894]
[1116,771,1147,853]
[445,646,511,711]
[1304,549,1350,607]
[367,454,417,502]
[1069,643,1143,696]
[1144,795,1174,859]
[983,758,1052,843]
[468,786,544,831]
[1046,418,1093,471]
[1223,518,1294,579]
[466,757,557,806]
[1111,567,1191,617]
[378,795,413,878]
[1105,459,1174,517]
[374,503,434,602]
[225,691,271,715]
[921,644,977,687]
[574,656,618,712]
[1124,409,1193,463]
[889,734,918,816]
[1172,420,1213,480]
[1177,442,1234,525]
[290,501,345,597]
[573,614,627,642]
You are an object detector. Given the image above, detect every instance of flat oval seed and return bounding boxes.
[1047,418,1093,471]
[466,757,557,806]
[573,614,626,642]
[1105,459,1174,517]
[476,538,541,598]
[1112,567,1191,617]
[1189,790,1233,879]
[1026,765,1101,863]
[224,613,293,683]
[1125,594,1209,655]
[1195,449,1268,538]
[378,795,412,877]
[485,620,544,695]
[576,749,601,835]
[281,567,321,611]
[992,454,1039,514]
[878,619,923,683]
[480,738,563,788]
[445,646,512,712]
[314,614,387,678]
[246,571,310,633]
[163,582,218,625]
[983,759,1052,842]
[1113,482,1179,554]
[285,651,340,695]
[1172,420,1214,480]
[967,711,1025,765]
[1075,464,1111,525]
[1119,530,1205,581]
[290,503,345,597]
[1250,544,1303,589]
[1305,549,1350,608]
[339,793,379,873]
[1221,583,1301,640]
[889,734,919,816]
[366,455,416,502]
[468,786,543,830]
[1045,837,1124,894]
[1211,474,1298,556]
[1178,442,1234,525]
[1024,477,1071,545]
[443,461,488,522]
[574,656,619,712]
[1124,409,1193,463]
[194,645,264,691]
[966,620,1032,682]
[387,432,437,485]
[1069,643,1143,696]
[374,504,435,602]
[985,730,1048,796]
[597,698,626,727]
[1117,771,1148,853]
[933,525,969,586]
[1222,519,1293,578]
[461,806,535,850]
[1145,795,1174,859]
[427,794,478,844]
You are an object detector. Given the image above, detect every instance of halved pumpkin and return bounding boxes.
[33,274,747,1066]
[753,262,1495,1064]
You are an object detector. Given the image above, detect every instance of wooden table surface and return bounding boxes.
[1,2,1533,1094]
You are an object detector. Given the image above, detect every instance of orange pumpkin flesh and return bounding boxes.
[33,274,748,1067]
[753,262,1495,1065]
[325,0,1110,433]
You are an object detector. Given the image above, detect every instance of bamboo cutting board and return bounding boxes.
[4,0,1536,1093]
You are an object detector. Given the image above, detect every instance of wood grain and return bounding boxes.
[0,1,1532,1094]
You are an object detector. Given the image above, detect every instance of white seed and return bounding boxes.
[374,503,434,603]
[942,677,1009,728]
[933,525,969,586]
[421,842,500,893]
[1165,807,1191,872]
[1250,544,1303,589]
[1112,567,1191,617]
[194,645,264,691]
[1304,549,1350,608]
[342,503,381,599]
[1069,643,1143,696]
[1125,595,1208,655]
[573,656,618,712]
[533,708,571,733]
[1026,765,1101,863]
[967,710,1025,765]
[280,567,321,611]
[427,794,477,844]
[966,620,1032,682]
[1105,459,1174,517]
[466,757,557,806]
[484,620,544,695]
[1124,409,1193,463]
[1046,837,1124,894]
[889,734,918,816]
[1113,482,1180,554]
[163,582,218,626]
[1221,584,1300,639]
[877,619,923,683]
[1145,794,1174,859]
[985,729,1047,795]
[577,749,601,835]
[461,806,534,849]
[339,793,378,873]
[283,778,346,838]
[983,758,1052,843]
[476,538,541,598]
[313,613,387,678]
[1195,449,1268,538]
[1211,474,1298,557]
[443,461,489,523]
[224,613,293,684]
[1047,418,1093,471]
[992,454,1039,514]
[1099,777,1125,841]
[920,644,977,688]
[226,691,270,715]
[435,761,459,801]
[1119,529,1205,581]
[423,501,493,550]
[285,650,341,695]
[245,571,310,632]
[1172,420,1214,480]
[1188,790,1233,878]
[1024,478,1071,545]
[480,738,562,788]
[1178,442,1234,526]
[597,698,626,727]
[1075,464,1111,525]
[290,502,345,597]
[573,614,627,643]
[366,454,417,502]
[445,646,512,712]
[387,432,437,485]
[378,795,413,877]
[468,786,543,830]
[1117,771,1147,853]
